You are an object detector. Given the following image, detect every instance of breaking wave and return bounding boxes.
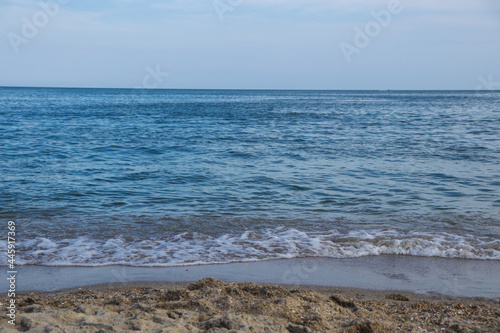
[3,228,499,267]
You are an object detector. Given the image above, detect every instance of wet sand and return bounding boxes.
[1,278,499,332]
[7,256,500,299]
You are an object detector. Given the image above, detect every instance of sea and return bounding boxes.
[1,87,499,267]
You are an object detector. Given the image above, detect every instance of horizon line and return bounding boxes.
[1,86,497,92]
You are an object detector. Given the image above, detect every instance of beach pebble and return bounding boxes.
[286,324,313,333]
[384,293,410,301]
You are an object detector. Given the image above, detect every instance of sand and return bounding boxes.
[1,278,499,332]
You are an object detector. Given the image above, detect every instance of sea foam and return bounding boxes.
[3,228,498,267]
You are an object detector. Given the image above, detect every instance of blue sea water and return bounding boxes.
[0,87,499,266]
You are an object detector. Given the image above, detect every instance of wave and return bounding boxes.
[2,228,499,267]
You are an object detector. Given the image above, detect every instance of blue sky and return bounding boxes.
[1,0,499,89]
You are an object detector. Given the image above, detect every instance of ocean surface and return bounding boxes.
[1,87,499,266]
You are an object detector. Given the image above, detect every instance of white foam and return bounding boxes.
[2,228,499,267]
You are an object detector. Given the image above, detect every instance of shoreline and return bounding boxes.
[4,255,500,299]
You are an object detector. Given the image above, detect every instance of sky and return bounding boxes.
[0,0,499,90]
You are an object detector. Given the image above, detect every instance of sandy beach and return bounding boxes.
[1,277,499,332]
